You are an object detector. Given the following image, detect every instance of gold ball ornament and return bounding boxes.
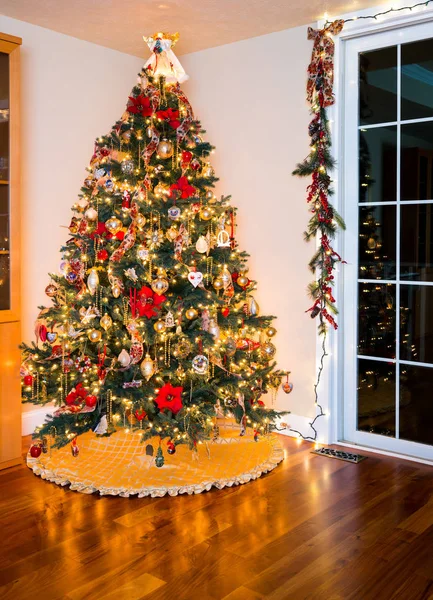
[112,286,121,298]
[261,341,276,359]
[140,353,155,381]
[105,216,123,235]
[85,207,98,221]
[185,307,198,320]
[153,320,166,334]
[157,138,174,159]
[100,313,113,331]
[151,271,169,296]
[237,275,250,288]
[266,327,277,337]
[135,213,146,229]
[199,206,212,221]
[88,329,102,343]
[213,277,224,291]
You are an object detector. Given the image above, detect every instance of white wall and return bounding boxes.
[0,16,143,432]
[181,25,317,423]
[1,15,317,433]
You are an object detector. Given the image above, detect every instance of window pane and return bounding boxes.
[358,359,396,437]
[401,38,433,121]
[359,47,397,126]
[0,52,9,311]
[400,364,433,445]
[400,284,433,363]
[400,204,433,282]
[359,205,396,279]
[401,121,433,201]
[359,127,397,203]
[358,283,396,358]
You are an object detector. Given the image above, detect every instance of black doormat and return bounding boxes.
[312,447,367,464]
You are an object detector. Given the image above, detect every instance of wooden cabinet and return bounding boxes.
[0,32,21,470]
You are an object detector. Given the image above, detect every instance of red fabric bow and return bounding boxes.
[137,286,167,319]
[127,95,153,117]
[156,108,181,129]
[154,383,183,415]
[65,382,88,406]
[170,176,196,199]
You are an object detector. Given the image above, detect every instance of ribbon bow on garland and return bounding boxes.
[306,20,344,108]
[293,19,345,335]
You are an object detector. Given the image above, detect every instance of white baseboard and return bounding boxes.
[275,414,316,441]
[22,405,55,436]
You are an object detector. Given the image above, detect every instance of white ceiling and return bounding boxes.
[0,0,383,56]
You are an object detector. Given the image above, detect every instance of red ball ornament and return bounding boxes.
[181,150,192,166]
[30,444,42,458]
[85,395,97,408]
[221,307,230,318]
[23,375,33,386]
[190,158,201,171]
[97,249,109,261]
[167,441,176,455]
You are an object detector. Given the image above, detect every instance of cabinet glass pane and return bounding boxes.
[400,284,433,364]
[401,121,433,201]
[359,127,397,203]
[359,47,397,126]
[401,38,433,121]
[0,52,9,311]
[359,205,396,279]
[358,283,396,358]
[400,364,433,445]
[401,204,433,282]
[358,359,396,437]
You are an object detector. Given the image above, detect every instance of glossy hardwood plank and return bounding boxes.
[0,435,432,600]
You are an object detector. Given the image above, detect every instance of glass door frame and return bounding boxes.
[341,18,433,462]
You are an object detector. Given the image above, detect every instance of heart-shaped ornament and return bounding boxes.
[188,271,203,288]
[46,332,57,343]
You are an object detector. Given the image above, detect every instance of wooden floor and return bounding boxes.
[1,436,433,600]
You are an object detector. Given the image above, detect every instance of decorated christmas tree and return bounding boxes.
[21,33,290,485]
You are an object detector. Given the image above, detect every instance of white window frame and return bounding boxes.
[318,6,433,463]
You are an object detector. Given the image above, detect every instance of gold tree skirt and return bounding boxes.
[26,427,284,497]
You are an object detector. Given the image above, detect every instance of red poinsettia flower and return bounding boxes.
[154,383,183,415]
[170,176,196,199]
[89,221,107,239]
[127,95,153,117]
[156,108,181,129]
[137,286,167,319]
